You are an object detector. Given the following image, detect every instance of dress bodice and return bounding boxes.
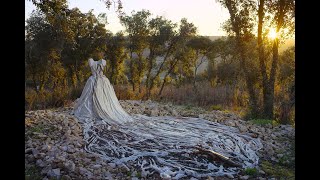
[89,58,106,77]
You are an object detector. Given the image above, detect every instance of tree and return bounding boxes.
[145,16,177,99]
[157,18,197,96]
[217,0,294,118]
[105,32,128,85]
[261,0,295,118]
[25,10,55,92]
[120,10,151,92]
[144,16,177,99]
[217,0,260,116]
[187,36,217,90]
[61,8,108,86]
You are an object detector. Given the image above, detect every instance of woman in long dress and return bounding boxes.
[73,58,263,179]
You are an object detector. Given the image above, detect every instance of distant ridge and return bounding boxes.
[202,36,225,41]
[203,36,294,52]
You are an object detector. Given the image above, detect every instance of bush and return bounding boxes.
[244,167,258,176]
[209,104,223,111]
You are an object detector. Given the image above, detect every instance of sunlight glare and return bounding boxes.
[268,28,277,40]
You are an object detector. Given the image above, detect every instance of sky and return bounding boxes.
[25,0,230,36]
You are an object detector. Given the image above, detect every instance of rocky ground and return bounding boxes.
[25,100,295,180]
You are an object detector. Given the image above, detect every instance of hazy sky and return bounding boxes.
[25,0,230,36]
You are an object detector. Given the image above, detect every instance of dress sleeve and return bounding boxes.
[101,59,107,66]
[88,58,94,67]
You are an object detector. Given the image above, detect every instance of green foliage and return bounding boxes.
[136,171,142,178]
[210,105,223,111]
[120,10,151,92]
[25,164,42,180]
[105,32,128,85]
[30,124,45,133]
[261,161,295,179]
[244,167,258,176]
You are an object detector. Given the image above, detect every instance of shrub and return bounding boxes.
[210,104,223,111]
[244,167,258,176]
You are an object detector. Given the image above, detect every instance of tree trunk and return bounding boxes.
[32,74,38,93]
[224,1,259,116]
[145,56,154,99]
[240,47,259,116]
[257,0,271,118]
[132,82,135,92]
[193,65,198,90]
[158,59,179,96]
[110,63,115,84]
[264,38,279,119]
[148,41,176,98]
[158,73,168,97]
[262,0,285,119]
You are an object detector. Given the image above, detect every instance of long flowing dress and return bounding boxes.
[73,58,263,179]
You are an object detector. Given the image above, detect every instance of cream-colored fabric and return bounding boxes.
[73,58,133,124]
[73,58,262,179]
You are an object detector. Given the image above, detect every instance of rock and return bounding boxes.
[79,167,89,175]
[225,120,236,127]
[240,175,249,180]
[108,163,116,168]
[277,154,284,158]
[93,164,102,169]
[119,163,130,171]
[61,175,72,180]
[190,177,198,180]
[27,155,35,162]
[259,170,266,175]
[52,168,61,176]
[32,148,40,156]
[57,162,64,169]
[144,108,159,116]
[25,148,33,154]
[131,177,139,180]
[226,174,234,178]
[265,124,272,129]
[36,159,46,167]
[103,171,113,179]
[60,146,68,151]
[41,167,51,175]
[34,152,46,159]
[64,161,75,172]
[47,168,60,177]
[238,125,248,132]
[67,146,76,153]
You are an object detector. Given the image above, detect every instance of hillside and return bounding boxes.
[129,36,294,78]
[25,100,295,180]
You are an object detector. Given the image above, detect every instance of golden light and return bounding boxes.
[268,28,277,40]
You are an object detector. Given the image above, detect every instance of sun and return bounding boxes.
[268,28,277,40]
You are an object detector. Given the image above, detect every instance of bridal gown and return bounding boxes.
[73,58,263,179]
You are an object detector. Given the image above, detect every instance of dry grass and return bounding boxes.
[159,82,248,108]
[25,81,294,125]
